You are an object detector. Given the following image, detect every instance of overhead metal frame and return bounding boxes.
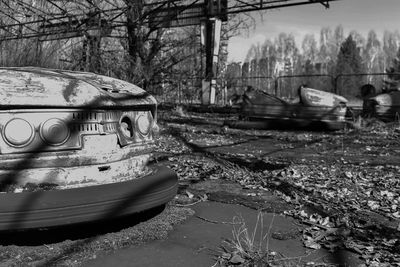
[0,0,340,41]
[227,0,338,14]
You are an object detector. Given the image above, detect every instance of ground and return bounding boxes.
[157,110,400,266]
[0,109,399,266]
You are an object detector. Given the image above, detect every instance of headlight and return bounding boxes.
[136,113,153,136]
[3,118,34,147]
[40,118,70,145]
[120,116,134,138]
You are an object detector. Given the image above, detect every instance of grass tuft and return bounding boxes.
[216,212,303,266]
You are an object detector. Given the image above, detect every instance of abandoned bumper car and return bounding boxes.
[0,67,177,231]
[227,86,348,131]
[362,80,400,121]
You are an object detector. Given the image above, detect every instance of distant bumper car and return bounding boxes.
[363,76,400,121]
[364,90,400,121]
[226,86,348,130]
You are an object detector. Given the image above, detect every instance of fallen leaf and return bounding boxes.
[186,190,194,199]
[221,252,231,259]
[200,194,208,201]
[365,246,374,253]
[320,216,330,226]
[229,254,245,264]
[345,171,353,178]
[304,240,321,250]
[367,200,380,210]
[299,210,308,218]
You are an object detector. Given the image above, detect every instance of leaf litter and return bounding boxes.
[157,121,400,266]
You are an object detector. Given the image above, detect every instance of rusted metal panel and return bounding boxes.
[300,87,348,107]
[240,87,347,129]
[0,67,156,107]
[1,154,152,190]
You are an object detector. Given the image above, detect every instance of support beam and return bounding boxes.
[310,0,330,8]
[201,17,221,105]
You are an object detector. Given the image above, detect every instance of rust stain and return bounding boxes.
[62,79,79,102]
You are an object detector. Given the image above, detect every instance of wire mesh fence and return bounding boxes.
[226,76,275,95]
[149,77,226,105]
[335,73,400,99]
[149,73,400,105]
[275,75,334,100]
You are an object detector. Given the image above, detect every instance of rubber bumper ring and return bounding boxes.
[0,166,177,231]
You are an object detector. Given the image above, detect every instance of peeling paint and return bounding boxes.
[0,68,160,193]
[0,149,152,189]
[301,88,348,107]
[0,67,155,107]
[62,79,79,102]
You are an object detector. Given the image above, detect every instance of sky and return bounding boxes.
[227,0,400,62]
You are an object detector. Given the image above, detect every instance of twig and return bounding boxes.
[195,215,240,225]
[175,199,203,207]
[269,251,312,263]
[210,259,220,267]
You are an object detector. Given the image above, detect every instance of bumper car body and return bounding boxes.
[0,67,177,231]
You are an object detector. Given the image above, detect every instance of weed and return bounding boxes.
[215,211,333,266]
[216,211,303,266]
[229,212,273,262]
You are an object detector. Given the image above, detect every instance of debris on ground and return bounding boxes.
[154,113,400,266]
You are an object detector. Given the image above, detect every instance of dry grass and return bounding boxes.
[228,212,274,262]
[216,212,309,267]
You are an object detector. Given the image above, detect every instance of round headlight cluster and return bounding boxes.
[40,118,70,145]
[136,113,153,136]
[3,118,34,147]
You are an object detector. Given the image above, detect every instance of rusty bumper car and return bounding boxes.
[0,67,177,231]
[363,90,400,121]
[226,86,348,131]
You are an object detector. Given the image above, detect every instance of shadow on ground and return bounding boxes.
[0,205,166,246]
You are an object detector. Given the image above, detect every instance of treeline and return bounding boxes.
[226,26,400,99]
